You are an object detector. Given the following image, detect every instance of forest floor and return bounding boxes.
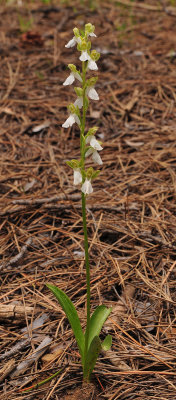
[0,1,176,399]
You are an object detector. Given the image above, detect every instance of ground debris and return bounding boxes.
[0,0,176,399]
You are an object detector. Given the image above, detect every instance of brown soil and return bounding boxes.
[63,382,96,400]
[0,1,176,399]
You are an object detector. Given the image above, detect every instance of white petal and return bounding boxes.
[89,32,96,37]
[79,51,90,62]
[65,37,77,48]
[63,73,75,86]
[74,169,82,185]
[73,114,80,125]
[87,87,99,101]
[74,72,83,82]
[92,150,103,165]
[90,136,103,151]
[62,114,75,128]
[81,179,93,195]
[85,148,93,158]
[87,59,98,70]
[74,97,83,109]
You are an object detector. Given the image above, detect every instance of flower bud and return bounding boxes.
[85,23,95,34]
[90,50,100,61]
[73,27,80,37]
[86,167,94,180]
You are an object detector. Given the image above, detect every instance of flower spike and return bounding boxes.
[62,23,102,194]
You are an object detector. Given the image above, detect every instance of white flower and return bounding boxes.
[86,87,99,101]
[73,169,82,185]
[63,71,82,86]
[86,135,103,151]
[74,87,99,109]
[81,179,93,195]
[62,114,80,128]
[79,51,90,62]
[65,35,81,48]
[63,73,75,86]
[86,148,103,165]
[65,37,77,48]
[87,58,98,71]
[74,97,83,109]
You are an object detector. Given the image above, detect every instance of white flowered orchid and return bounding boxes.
[63,71,82,86]
[62,113,80,128]
[81,178,93,195]
[86,148,103,165]
[73,168,82,185]
[86,135,103,151]
[49,24,112,384]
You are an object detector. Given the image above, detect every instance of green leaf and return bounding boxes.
[83,335,101,380]
[46,284,85,362]
[86,305,112,350]
[102,334,112,351]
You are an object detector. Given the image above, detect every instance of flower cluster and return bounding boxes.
[62,23,102,195]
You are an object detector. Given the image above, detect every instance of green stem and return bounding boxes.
[82,61,86,137]
[82,191,91,380]
[80,60,91,380]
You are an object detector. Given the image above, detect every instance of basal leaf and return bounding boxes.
[86,305,112,350]
[46,284,85,362]
[83,335,101,381]
[101,334,112,351]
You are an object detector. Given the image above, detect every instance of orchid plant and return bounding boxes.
[47,23,112,383]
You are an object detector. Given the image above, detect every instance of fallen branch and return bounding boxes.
[0,304,33,320]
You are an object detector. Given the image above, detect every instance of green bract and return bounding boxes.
[66,159,80,169]
[86,77,98,87]
[74,87,83,97]
[68,64,77,73]
[86,126,99,137]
